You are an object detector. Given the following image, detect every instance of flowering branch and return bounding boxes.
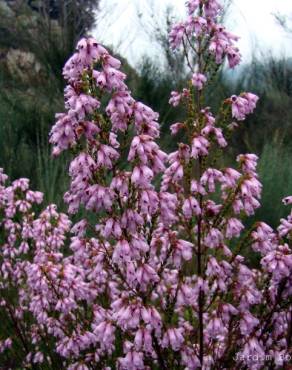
[0,1,292,369]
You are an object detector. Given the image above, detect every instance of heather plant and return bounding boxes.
[1,1,292,369]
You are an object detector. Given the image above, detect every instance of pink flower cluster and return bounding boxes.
[1,0,292,369]
[229,93,259,121]
[169,0,241,69]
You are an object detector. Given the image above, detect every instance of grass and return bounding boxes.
[255,142,292,228]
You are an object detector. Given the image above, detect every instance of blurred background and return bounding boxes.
[0,0,292,227]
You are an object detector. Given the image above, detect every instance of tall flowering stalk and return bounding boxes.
[1,0,292,369]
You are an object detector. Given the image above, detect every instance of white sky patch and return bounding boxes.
[93,0,292,67]
[229,0,292,61]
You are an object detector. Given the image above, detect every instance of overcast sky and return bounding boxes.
[93,0,292,67]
